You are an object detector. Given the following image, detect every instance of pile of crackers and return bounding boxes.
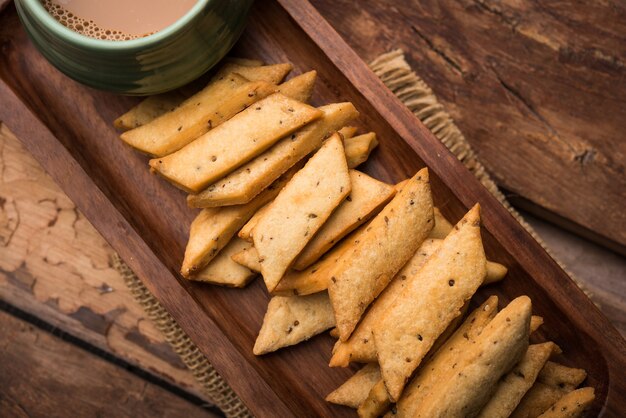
[115,59,594,417]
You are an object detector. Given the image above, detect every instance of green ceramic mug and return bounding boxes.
[15,0,254,95]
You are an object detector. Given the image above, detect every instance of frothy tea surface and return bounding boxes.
[42,0,198,41]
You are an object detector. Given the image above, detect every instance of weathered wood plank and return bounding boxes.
[0,124,206,401]
[311,0,626,252]
[0,309,217,418]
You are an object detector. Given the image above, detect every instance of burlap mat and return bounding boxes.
[113,49,580,417]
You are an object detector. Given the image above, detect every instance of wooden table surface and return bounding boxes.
[1,1,625,416]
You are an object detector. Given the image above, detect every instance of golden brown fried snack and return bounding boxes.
[415,296,531,417]
[477,342,561,418]
[293,170,395,270]
[150,93,322,193]
[325,363,381,408]
[537,387,595,418]
[373,204,486,401]
[253,134,351,291]
[392,296,499,417]
[187,103,358,207]
[191,238,257,287]
[253,292,335,355]
[329,168,434,342]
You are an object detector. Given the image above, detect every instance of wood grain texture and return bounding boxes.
[0,309,216,418]
[0,1,624,416]
[0,124,206,400]
[310,0,626,253]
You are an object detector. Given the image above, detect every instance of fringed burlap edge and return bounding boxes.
[112,48,586,418]
[112,254,252,418]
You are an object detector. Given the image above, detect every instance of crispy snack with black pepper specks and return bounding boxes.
[276,70,317,103]
[358,379,391,418]
[114,59,269,131]
[536,387,595,418]
[238,204,272,242]
[181,170,296,277]
[187,103,359,207]
[293,170,395,270]
[429,207,508,284]
[391,296,499,417]
[344,132,379,169]
[114,91,188,131]
[231,245,262,272]
[272,224,365,296]
[216,62,292,84]
[510,362,588,418]
[253,292,335,355]
[329,168,434,342]
[253,134,351,291]
[326,363,381,409]
[477,342,561,418]
[190,238,257,288]
[150,93,322,193]
[122,76,278,157]
[429,207,454,239]
[373,204,486,401]
[330,238,442,367]
[415,296,531,417]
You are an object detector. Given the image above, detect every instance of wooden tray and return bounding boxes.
[1,1,624,416]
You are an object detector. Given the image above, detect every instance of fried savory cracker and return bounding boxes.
[272,225,363,296]
[216,62,292,84]
[253,134,351,291]
[373,204,486,401]
[536,387,595,418]
[538,362,588,389]
[344,132,379,168]
[114,91,187,131]
[485,261,509,284]
[511,361,588,418]
[416,296,532,417]
[329,168,434,341]
[253,292,335,355]
[330,238,443,367]
[293,170,395,270]
[394,178,409,192]
[338,126,358,139]
[276,71,317,103]
[430,208,508,283]
[424,300,470,362]
[181,173,292,277]
[114,59,268,130]
[190,238,256,287]
[151,94,322,193]
[392,296,499,417]
[238,203,272,241]
[231,246,261,272]
[531,315,544,333]
[326,363,381,408]
[478,342,561,418]
[429,207,454,239]
[186,102,359,207]
[358,380,391,418]
[123,76,276,157]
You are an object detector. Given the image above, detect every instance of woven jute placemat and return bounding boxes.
[113,49,580,417]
